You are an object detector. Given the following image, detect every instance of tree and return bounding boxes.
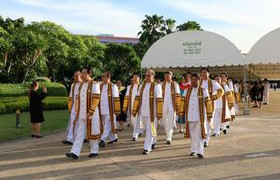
[162,18,176,34]
[176,21,202,31]
[28,21,72,81]
[103,43,140,81]
[138,14,166,47]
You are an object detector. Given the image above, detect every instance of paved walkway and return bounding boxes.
[1,91,280,180]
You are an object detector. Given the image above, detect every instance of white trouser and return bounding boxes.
[67,113,77,143]
[101,115,118,142]
[204,119,212,144]
[162,110,175,141]
[70,118,99,156]
[189,121,204,155]
[213,109,222,135]
[263,92,269,104]
[131,115,143,139]
[142,116,157,152]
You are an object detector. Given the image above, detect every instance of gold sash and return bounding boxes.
[162,81,181,112]
[100,82,118,134]
[181,87,207,139]
[221,84,231,123]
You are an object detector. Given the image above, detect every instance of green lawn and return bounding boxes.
[0,110,69,142]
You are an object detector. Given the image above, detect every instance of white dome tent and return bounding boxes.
[141,30,246,80]
[245,28,280,80]
[141,30,251,114]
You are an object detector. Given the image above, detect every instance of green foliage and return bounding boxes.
[0,82,67,97]
[103,43,141,81]
[0,96,67,114]
[137,15,202,58]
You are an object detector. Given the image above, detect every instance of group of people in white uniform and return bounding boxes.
[64,67,241,159]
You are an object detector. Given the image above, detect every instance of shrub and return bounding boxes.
[0,82,67,97]
[0,96,67,114]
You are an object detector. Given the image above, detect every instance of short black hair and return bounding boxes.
[214,74,220,79]
[200,67,210,72]
[83,66,93,75]
[191,73,199,78]
[165,71,173,76]
[186,71,192,75]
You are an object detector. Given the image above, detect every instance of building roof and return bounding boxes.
[95,35,139,44]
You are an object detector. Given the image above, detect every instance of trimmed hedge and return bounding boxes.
[0,82,67,97]
[0,96,67,114]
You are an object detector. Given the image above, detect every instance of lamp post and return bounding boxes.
[243,54,250,115]
[16,108,21,128]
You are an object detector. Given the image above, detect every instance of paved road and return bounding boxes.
[1,91,280,180]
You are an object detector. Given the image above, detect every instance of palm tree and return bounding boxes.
[176,21,202,31]
[138,14,166,47]
[162,18,176,34]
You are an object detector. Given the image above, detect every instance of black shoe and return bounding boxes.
[212,133,219,137]
[132,137,136,141]
[151,143,156,149]
[99,140,105,147]
[84,139,89,143]
[143,150,149,155]
[66,153,79,160]
[197,153,204,159]
[36,135,44,138]
[223,129,228,134]
[108,139,118,144]
[31,134,36,138]
[190,152,196,156]
[62,140,73,145]
[204,142,208,147]
[226,125,230,129]
[88,153,98,158]
[166,140,171,145]
[138,133,142,137]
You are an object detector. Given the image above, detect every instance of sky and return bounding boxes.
[1,0,280,53]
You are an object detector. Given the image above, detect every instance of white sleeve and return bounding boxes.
[112,84,119,98]
[69,83,74,97]
[92,83,100,94]
[155,84,163,98]
[175,82,180,94]
[213,80,222,92]
[224,84,231,93]
[125,85,130,97]
[228,81,234,91]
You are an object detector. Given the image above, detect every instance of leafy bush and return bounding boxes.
[0,82,67,97]
[35,77,51,82]
[0,96,67,114]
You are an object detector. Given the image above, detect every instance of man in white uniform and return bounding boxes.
[123,73,142,141]
[63,71,81,145]
[132,69,163,155]
[180,74,212,159]
[200,67,224,147]
[160,71,181,144]
[66,67,101,159]
[99,71,120,147]
[212,74,233,136]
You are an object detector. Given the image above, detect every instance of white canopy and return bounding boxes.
[245,28,280,80]
[141,31,244,69]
